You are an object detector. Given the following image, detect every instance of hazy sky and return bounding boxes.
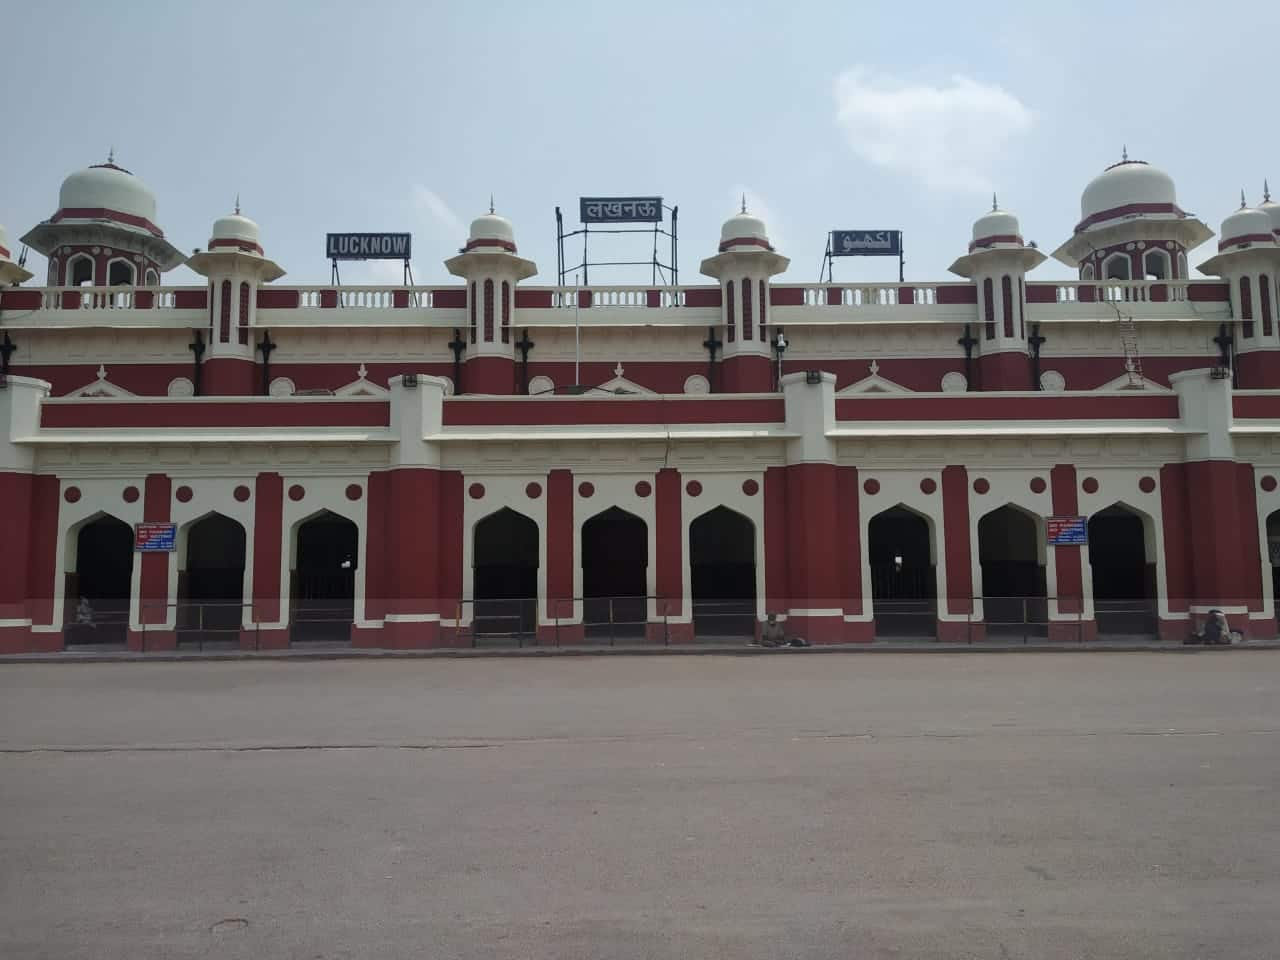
[3,0,1276,287]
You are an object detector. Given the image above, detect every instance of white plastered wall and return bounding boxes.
[49,479,144,632]
[573,474,657,623]
[459,475,548,627]
[280,476,370,629]
[856,470,946,625]
[1076,468,1168,621]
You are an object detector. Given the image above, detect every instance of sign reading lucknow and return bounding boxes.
[831,230,903,257]
[579,197,663,223]
[326,233,412,260]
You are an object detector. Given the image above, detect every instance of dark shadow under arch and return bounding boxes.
[869,505,937,638]
[473,508,539,642]
[180,513,247,645]
[581,507,648,639]
[291,511,358,644]
[1089,505,1156,636]
[689,506,756,638]
[66,515,134,646]
[979,504,1047,637]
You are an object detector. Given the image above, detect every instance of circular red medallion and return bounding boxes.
[176,486,193,503]
[288,484,306,502]
[345,484,363,501]
[578,482,595,498]
[234,485,252,502]
[1262,475,1278,492]
[742,479,759,496]
[467,483,485,500]
[1082,477,1099,494]
[634,480,652,498]
[526,482,543,499]
[1030,477,1047,494]
[920,478,937,495]
[686,480,703,497]
[64,486,81,504]
[1139,476,1157,494]
[973,478,990,494]
[863,478,880,495]
[122,486,140,503]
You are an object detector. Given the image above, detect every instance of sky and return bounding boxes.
[3,0,1277,288]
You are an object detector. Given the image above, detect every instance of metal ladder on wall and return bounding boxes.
[1119,316,1144,387]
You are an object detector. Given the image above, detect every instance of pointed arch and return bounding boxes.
[868,503,937,637]
[64,512,134,645]
[581,506,649,639]
[1088,501,1157,636]
[178,512,247,641]
[107,257,136,287]
[689,505,756,638]
[67,253,94,287]
[472,507,539,642]
[290,509,358,643]
[977,503,1047,636]
[1103,253,1131,281]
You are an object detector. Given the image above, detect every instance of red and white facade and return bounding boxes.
[4,156,1280,652]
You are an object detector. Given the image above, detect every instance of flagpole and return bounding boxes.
[574,272,581,388]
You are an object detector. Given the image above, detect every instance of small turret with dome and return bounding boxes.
[950,194,1046,277]
[1199,191,1280,388]
[444,199,538,393]
[187,197,285,282]
[1053,149,1213,282]
[0,222,34,285]
[20,152,186,286]
[700,198,791,392]
[1258,180,1280,239]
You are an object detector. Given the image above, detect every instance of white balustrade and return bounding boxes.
[37,286,184,310]
[291,286,434,309]
[523,286,692,308]
[1047,280,1191,304]
[787,284,939,307]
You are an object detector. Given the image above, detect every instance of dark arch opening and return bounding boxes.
[180,514,246,646]
[869,507,937,638]
[978,505,1047,637]
[69,256,94,287]
[1089,506,1156,636]
[1267,511,1280,619]
[689,506,756,638]
[66,515,134,646]
[473,508,539,642]
[291,511,358,644]
[108,260,135,286]
[581,507,648,640]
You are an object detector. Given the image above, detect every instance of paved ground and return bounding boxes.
[1,654,1277,959]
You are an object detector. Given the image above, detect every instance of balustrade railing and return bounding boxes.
[291,286,435,308]
[529,286,693,308]
[1046,280,1191,304]
[28,287,187,310]
[783,284,941,307]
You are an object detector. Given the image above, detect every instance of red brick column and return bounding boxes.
[837,466,868,640]
[0,473,34,652]
[132,473,174,650]
[652,468,689,642]
[780,463,847,644]
[367,468,444,649]
[248,472,287,649]
[1049,464,1093,641]
[721,355,773,393]
[437,471,465,643]
[939,465,975,641]
[541,468,581,643]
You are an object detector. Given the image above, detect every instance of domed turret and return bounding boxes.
[19,153,186,282]
[209,202,263,255]
[461,200,517,253]
[950,195,1044,278]
[717,199,773,253]
[187,200,285,282]
[56,159,159,233]
[1053,151,1213,275]
[1218,194,1278,251]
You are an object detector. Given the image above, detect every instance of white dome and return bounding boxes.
[1219,205,1275,246]
[1260,197,1280,235]
[210,211,262,250]
[972,208,1021,243]
[57,162,158,227]
[720,211,769,245]
[1080,160,1177,223]
[468,212,515,246]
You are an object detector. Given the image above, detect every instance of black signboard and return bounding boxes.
[831,230,902,257]
[579,197,663,223]
[326,232,412,260]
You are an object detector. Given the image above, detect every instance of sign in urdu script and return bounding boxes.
[830,230,902,257]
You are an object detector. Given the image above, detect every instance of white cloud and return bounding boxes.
[411,184,464,236]
[833,69,1033,195]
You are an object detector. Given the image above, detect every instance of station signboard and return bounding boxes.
[134,522,177,552]
[1046,516,1088,546]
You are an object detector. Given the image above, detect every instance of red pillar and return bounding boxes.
[541,468,580,642]
[437,471,464,643]
[837,465,868,640]
[1234,462,1268,636]
[1158,462,1191,640]
[781,463,847,644]
[132,473,174,650]
[27,475,61,650]
[1049,463,1093,641]
[977,352,1030,391]
[653,468,689,641]
[763,466,789,630]
[463,357,515,395]
[249,471,287,649]
[201,357,257,396]
[939,465,975,641]
[721,355,773,393]
[367,468,444,649]
[0,473,34,652]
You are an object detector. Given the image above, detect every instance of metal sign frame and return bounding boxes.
[819,230,905,283]
[556,197,678,287]
[325,232,415,288]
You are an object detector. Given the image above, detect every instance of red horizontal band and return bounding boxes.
[463,237,517,253]
[49,207,165,238]
[0,244,10,259]
[1074,202,1185,234]
[718,236,775,252]
[209,237,264,255]
[969,234,1023,251]
[1218,233,1277,251]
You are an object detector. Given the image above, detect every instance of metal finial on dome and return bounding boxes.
[992,193,998,212]
[489,194,495,215]
[107,146,115,164]
[234,193,241,215]
[1241,189,1248,209]
[741,194,747,215]
[1121,145,1128,163]
[1266,180,1272,203]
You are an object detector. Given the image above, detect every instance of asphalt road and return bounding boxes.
[1,653,1277,960]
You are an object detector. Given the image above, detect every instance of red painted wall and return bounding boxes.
[139,473,171,629]
[251,472,284,627]
[837,466,863,618]
[721,355,773,393]
[655,468,682,618]
[941,466,972,616]
[437,471,464,620]
[462,356,515,395]
[27,475,61,630]
[546,469,574,620]
[835,393,1179,422]
[0,473,33,623]
[41,400,390,429]
[1050,464,1083,612]
[443,397,785,427]
[1159,463,1191,614]
[763,467,788,613]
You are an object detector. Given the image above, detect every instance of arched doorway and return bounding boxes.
[689,506,756,639]
[1088,505,1156,636]
[66,515,134,646]
[869,506,937,638]
[978,505,1047,638]
[1268,511,1280,615]
[581,507,648,640]
[291,511,358,643]
[473,508,539,643]
[179,514,246,646]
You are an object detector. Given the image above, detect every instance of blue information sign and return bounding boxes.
[1046,516,1088,546]
[134,522,177,552]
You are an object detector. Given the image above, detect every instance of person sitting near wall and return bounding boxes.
[74,597,96,629]
[760,613,786,648]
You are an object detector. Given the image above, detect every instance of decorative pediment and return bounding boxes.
[333,363,390,398]
[1094,372,1173,393]
[67,365,135,398]
[595,361,655,396]
[837,361,910,395]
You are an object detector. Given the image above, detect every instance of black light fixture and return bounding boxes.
[772,329,787,391]
[805,370,823,385]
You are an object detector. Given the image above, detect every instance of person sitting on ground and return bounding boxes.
[760,613,786,648]
[75,596,96,629]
